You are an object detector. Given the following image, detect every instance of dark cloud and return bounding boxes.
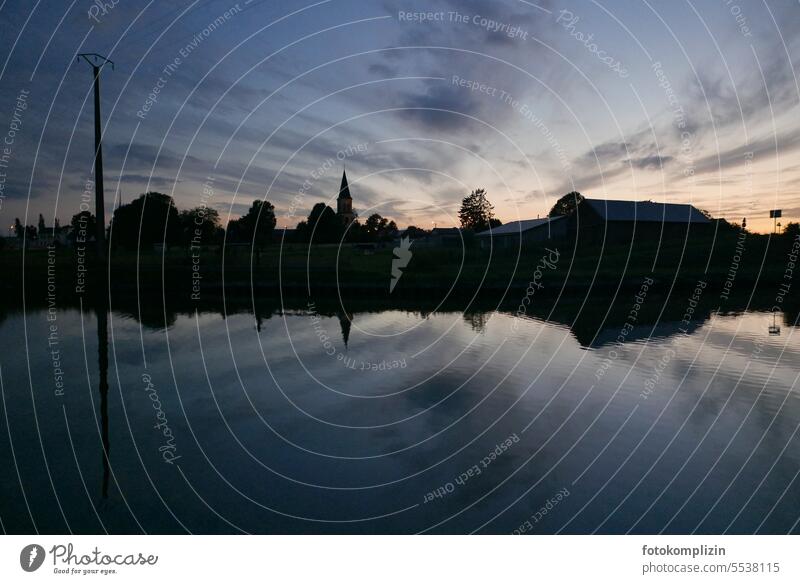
[396,83,483,130]
[117,174,179,188]
[689,127,800,177]
[368,63,399,77]
[624,155,674,170]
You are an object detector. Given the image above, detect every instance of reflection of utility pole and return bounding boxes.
[79,54,113,500]
[78,54,113,260]
[769,311,781,335]
[97,305,110,498]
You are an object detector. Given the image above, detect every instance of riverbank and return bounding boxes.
[2,230,797,302]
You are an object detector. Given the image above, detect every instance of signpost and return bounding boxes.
[770,209,782,233]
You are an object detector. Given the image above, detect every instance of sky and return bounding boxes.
[0,0,798,233]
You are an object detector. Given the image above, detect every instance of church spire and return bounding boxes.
[338,167,351,200]
[336,165,355,225]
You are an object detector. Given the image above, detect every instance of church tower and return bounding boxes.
[336,168,355,225]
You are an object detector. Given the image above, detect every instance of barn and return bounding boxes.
[569,198,711,243]
[475,216,567,249]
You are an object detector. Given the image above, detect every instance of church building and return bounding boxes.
[336,168,356,225]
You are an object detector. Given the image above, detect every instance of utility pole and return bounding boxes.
[78,53,113,260]
[78,55,114,498]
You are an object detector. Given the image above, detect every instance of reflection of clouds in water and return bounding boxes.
[1,304,799,533]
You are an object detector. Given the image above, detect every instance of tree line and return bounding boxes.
[7,192,403,250]
[9,189,794,252]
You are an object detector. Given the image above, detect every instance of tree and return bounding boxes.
[179,207,223,245]
[403,225,428,239]
[458,188,496,232]
[363,213,398,241]
[344,219,363,243]
[296,203,342,244]
[109,192,181,250]
[548,191,584,217]
[14,218,23,239]
[70,211,97,245]
[783,222,799,239]
[226,200,276,246]
[38,214,46,236]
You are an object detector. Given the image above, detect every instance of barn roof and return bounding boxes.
[583,199,710,223]
[475,215,566,237]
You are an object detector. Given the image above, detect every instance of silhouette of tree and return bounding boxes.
[70,211,96,244]
[363,213,398,241]
[14,218,23,239]
[179,207,223,245]
[109,192,181,250]
[296,203,343,244]
[459,188,496,232]
[548,191,584,217]
[227,200,275,247]
[403,225,428,239]
[784,222,799,239]
[344,218,363,243]
[37,214,46,236]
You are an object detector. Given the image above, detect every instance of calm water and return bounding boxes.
[0,301,798,534]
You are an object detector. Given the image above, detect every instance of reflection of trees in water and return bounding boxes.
[8,286,799,350]
[255,303,273,333]
[784,307,799,328]
[463,311,491,333]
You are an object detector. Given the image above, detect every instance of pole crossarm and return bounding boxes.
[77,53,114,70]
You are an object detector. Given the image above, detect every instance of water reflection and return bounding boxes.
[0,289,797,534]
[97,304,110,500]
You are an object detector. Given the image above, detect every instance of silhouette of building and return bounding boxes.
[336,168,355,225]
[475,216,567,249]
[413,227,462,248]
[569,198,711,243]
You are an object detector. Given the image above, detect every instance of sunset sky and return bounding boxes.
[1,0,798,233]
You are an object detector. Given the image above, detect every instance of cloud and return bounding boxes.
[396,82,484,130]
[117,174,179,188]
[368,63,399,77]
[624,155,674,170]
[690,127,800,177]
